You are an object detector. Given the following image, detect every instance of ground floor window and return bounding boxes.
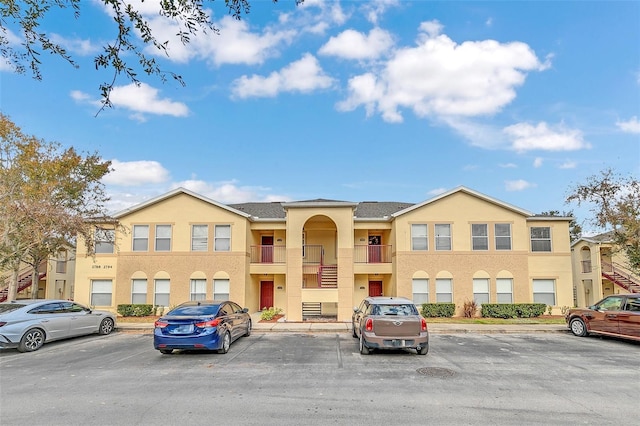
[473,278,490,305]
[190,279,206,301]
[496,278,513,303]
[533,279,556,305]
[91,279,112,306]
[131,279,147,304]
[154,279,170,307]
[412,278,429,304]
[213,279,230,300]
[435,278,453,303]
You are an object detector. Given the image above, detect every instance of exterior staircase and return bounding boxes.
[318,265,337,288]
[302,302,322,317]
[0,269,47,302]
[602,262,640,293]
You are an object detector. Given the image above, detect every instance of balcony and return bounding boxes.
[250,245,286,263]
[581,260,592,273]
[354,245,392,263]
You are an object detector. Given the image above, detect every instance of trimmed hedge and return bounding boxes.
[480,303,547,319]
[421,303,455,318]
[117,304,155,317]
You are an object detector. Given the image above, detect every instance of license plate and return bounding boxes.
[393,339,405,346]
[170,324,194,334]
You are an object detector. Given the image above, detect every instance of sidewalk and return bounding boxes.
[116,312,568,335]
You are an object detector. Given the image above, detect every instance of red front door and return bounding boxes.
[261,236,274,263]
[260,281,274,309]
[369,281,383,297]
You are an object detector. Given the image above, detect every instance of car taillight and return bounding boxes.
[195,319,220,328]
[421,318,428,331]
[365,318,373,331]
[154,320,168,328]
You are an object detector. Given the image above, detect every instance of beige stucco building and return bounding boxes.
[73,186,574,321]
[571,232,640,307]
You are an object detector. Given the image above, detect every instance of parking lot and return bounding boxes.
[1,331,638,425]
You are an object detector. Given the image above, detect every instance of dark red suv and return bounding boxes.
[566,294,640,342]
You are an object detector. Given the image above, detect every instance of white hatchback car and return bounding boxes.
[0,299,116,352]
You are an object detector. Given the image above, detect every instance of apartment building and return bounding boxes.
[571,232,640,307]
[73,186,574,321]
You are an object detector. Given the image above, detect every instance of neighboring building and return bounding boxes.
[73,186,574,321]
[0,248,76,302]
[571,232,640,307]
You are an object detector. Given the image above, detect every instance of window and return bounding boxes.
[56,250,67,273]
[214,225,231,251]
[472,224,488,250]
[154,279,170,307]
[496,278,513,303]
[131,279,147,304]
[531,227,551,252]
[495,224,512,250]
[435,224,451,251]
[132,225,149,251]
[190,279,207,300]
[435,278,453,303]
[412,279,429,304]
[411,224,428,251]
[192,225,208,251]
[95,228,115,254]
[155,225,172,251]
[91,279,112,306]
[533,279,555,305]
[213,279,230,300]
[473,278,490,305]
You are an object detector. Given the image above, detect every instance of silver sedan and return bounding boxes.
[0,299,116,352]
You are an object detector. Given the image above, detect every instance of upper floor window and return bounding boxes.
[214,225,231,251]
[132,225,149,251]
[192,225,208,251]
[471,224,488,250]
[95,228,115,254]
[155,225,172,251]
[435,224,451,251]
[55,250,67,273]
[531,227,551,252]
[411,224,428,251]
[495,223,512,250]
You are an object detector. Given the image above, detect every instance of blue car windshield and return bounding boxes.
[169,305,219,316]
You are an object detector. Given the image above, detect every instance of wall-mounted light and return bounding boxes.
[359,238,365,242]
[277,286,283,290]
[277,239,283,242]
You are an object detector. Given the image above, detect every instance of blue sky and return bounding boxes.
[1,0,639,232]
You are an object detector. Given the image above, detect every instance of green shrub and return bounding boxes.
[260,307,283,321]
[117,304,155,317]
[421,303,455,318]
[481,303,547,318]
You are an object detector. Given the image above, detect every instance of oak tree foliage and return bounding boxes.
[0,113,111,301]
[566,168,640,272]
[0,0,302,111]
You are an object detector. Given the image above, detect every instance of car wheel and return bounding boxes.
[218,331,231,354]
[99,318,115,335]
[18,328,45,353]
[570,317,589,337]
[244,320,252,337]
[417,343,429,355]
[159,349,173,355]
[359,334,370,355]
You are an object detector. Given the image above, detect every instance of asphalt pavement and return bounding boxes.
[117,311,568,334]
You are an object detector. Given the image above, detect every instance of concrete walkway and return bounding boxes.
[117,312,568,335]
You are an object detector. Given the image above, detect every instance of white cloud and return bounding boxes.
[170,179,291,204]
[533,157,543,168]
[616,116,640,133]
[558,161,577,169]
[49,33,100,56]
[337,20,550,122]
[109,83,189,118]
[319,28,394,60]
[231,53,335,98]
[505,179,536,191]
[499,163,518,168]
[503,122,590,152]
[103,160,171,187]
[427,187,447,196]
[361,0,400,25]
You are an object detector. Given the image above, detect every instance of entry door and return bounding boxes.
[260,281,274,310]
[369,281,383,297]
[368,235,381,263]
[261,236,274,263]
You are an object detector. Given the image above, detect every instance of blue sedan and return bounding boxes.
[153,300,251,354]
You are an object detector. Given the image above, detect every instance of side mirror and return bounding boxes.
[242,308,249,313]
[353,306,359,313]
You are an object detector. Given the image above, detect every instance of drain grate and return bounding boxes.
[416,367,456,378]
